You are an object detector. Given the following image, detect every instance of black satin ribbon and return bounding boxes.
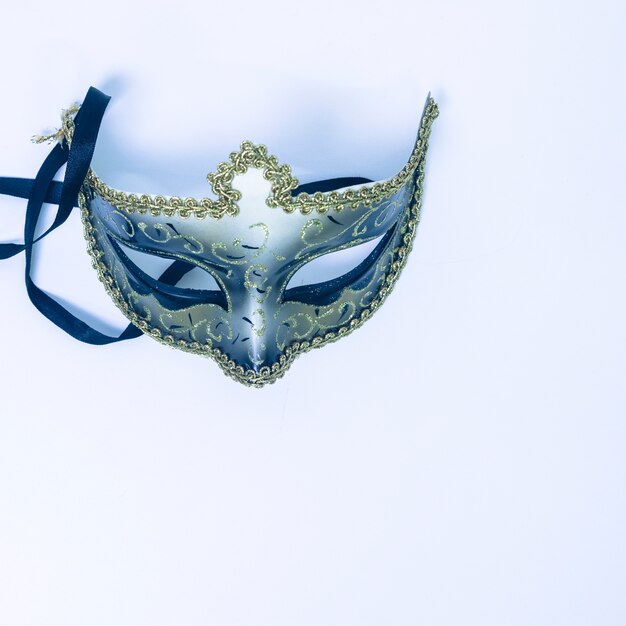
[0,177,69,260]
[1,87,152,343]
[292,176,372,195]
[0,85,375,346]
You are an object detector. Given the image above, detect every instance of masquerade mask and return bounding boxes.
[0,87,438,387]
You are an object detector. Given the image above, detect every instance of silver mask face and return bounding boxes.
[76,96,438,386]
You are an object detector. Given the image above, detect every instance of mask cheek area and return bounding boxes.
[84,201,232,344]
[273,221,404,352]
[85,194,229,311]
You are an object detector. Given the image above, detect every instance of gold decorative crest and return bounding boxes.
[206,141,300,216]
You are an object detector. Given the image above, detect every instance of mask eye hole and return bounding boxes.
[283,226,395,306]
[287,233,385,289]
[120,245,221,291]
[174,265,222,291]
[110,239,228,310]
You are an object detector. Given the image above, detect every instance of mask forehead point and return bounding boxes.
[206,141,299,216]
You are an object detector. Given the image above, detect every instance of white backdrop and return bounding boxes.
[0,0,625,624]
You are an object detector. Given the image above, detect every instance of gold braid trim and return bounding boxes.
[64,97,438,219]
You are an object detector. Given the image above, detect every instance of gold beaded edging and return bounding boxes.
[65,97,439,220]
[77,101,438,387]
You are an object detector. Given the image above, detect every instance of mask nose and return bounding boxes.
[219,289,277,371]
